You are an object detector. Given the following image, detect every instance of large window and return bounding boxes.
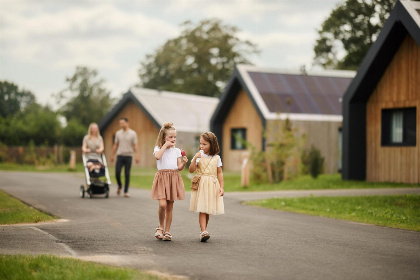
[381,107,416,146]
[231,128,247,150]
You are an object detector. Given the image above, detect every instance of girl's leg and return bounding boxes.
[206,214,210,228]
[158,199,167,233]
[164,200,174,233]
[199,212,207,232]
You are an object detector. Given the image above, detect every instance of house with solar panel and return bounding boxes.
[99,88,218,167]
[343,0,420,184]
[210,64,355,173]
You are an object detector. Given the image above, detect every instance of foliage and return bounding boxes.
[0,103,61,146]
[301,145,325,178]
[61,119,87,146]
[56,66,114,127]
[0,81,36,118]
[139,18,259,97]
[313,0,396,70]
[246,194,420,231]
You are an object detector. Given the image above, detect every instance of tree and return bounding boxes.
[56,66,114,127]
[0,81,36,118]
[313,0,396,70]
[139,19,259,97]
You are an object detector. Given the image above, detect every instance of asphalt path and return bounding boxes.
[0,171,419,280]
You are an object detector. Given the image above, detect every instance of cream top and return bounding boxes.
[195,150,222,167]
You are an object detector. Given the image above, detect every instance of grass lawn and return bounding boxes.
[0,163,84,172]
[245,194,420,231]
[0,190,55,225]
[0,255,164,280]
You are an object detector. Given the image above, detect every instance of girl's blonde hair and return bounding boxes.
[87,123,101,139]
[200,132,220,156]
[155,122,176,148]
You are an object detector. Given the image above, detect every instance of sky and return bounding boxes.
[0,0,343,107]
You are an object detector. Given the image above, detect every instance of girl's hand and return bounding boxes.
[182,156,188,165]
[195,151,202,159]
[164,140,173,148]
[219,188,224,197]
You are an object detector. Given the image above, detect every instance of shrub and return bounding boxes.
[307,145,324,178]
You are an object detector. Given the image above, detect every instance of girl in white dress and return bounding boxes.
[151,123,188,241]
[189,132,224,242]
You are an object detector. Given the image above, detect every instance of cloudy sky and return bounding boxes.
[0,0,342,107]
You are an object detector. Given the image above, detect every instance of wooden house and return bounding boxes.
[211,64,354,173]
[342,0,420,183]
[99,88,218,167]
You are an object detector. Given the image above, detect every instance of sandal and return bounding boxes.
[154,227,163,240]
[200,231,210,242]
[163,232,172,241]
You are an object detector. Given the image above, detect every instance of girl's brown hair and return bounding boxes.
[200,132,220,156]
[155,122,176,148]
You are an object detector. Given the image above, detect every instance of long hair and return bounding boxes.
[155,122,176,148]
[200,131,220,156]
[87,123,101,139]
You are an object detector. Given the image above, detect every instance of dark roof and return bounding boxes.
[342,0,420,181]
[247,71,353,115]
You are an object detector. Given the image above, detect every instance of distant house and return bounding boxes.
[99,88,218,167]
[342,0,420,183]
[211,64,354,172]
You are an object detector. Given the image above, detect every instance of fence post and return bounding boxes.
[241,152,249,187]
[69,150,76,170]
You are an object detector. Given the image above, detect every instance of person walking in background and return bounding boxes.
[189,132,224,242]
[111,117,139,197]
[82,123,104,173]
[151,122,188,241]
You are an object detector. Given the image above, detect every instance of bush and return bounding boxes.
[306,145,324,178]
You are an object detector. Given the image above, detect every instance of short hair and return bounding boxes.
[119,117,128,122]
[200,132,220,156]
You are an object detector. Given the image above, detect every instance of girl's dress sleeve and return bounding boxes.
[153,146,159,156]
[176,148,181,158]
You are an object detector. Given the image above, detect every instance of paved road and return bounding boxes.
[0,171,419,280]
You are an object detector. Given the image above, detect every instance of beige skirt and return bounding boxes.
[189,175,224,215]
[151,169,185,201]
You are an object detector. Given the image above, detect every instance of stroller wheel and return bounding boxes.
[105,184,109,198]
[88,188,92,199]
[80,185,85,198]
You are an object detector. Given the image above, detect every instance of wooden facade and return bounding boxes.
[222,90,263,171]
[102,101,159,168]
[366,35,420,183]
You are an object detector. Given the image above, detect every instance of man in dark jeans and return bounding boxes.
[111,118,139,197]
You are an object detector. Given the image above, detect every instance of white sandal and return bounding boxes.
[200,231,210,242]
[154,227,163,240]
[163,232,172,241]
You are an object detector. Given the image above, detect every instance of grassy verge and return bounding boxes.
[0,163,84,172]
[0,255,164,280]
[245,194,420,231]
[0,190,55,225]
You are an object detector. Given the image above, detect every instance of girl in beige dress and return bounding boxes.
[189,132,224,242]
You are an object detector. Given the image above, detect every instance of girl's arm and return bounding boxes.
[217,166,224,196]
[188,151,202,173]
[154,141,170,160]
[177,156,188,171]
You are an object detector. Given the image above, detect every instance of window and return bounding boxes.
[381,107,416,146]
[231,128,246,150]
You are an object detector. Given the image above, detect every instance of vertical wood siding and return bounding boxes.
[366,35,420,183]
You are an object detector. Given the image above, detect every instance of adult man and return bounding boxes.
[111,118,140,197]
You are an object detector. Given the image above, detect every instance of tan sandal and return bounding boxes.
[200,231,210,242]
[163,232,172,241]
[155,227,163,240]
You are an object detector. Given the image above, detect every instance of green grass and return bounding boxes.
[0,163,84,172]
[245,194,420,231]
[0,190,55,225]
[0,255,164,280]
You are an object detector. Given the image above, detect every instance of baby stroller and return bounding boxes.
[80,153,111,198]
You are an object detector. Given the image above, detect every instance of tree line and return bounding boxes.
[1,1,396,148]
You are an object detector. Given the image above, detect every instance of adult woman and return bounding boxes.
[82,123,104,172]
